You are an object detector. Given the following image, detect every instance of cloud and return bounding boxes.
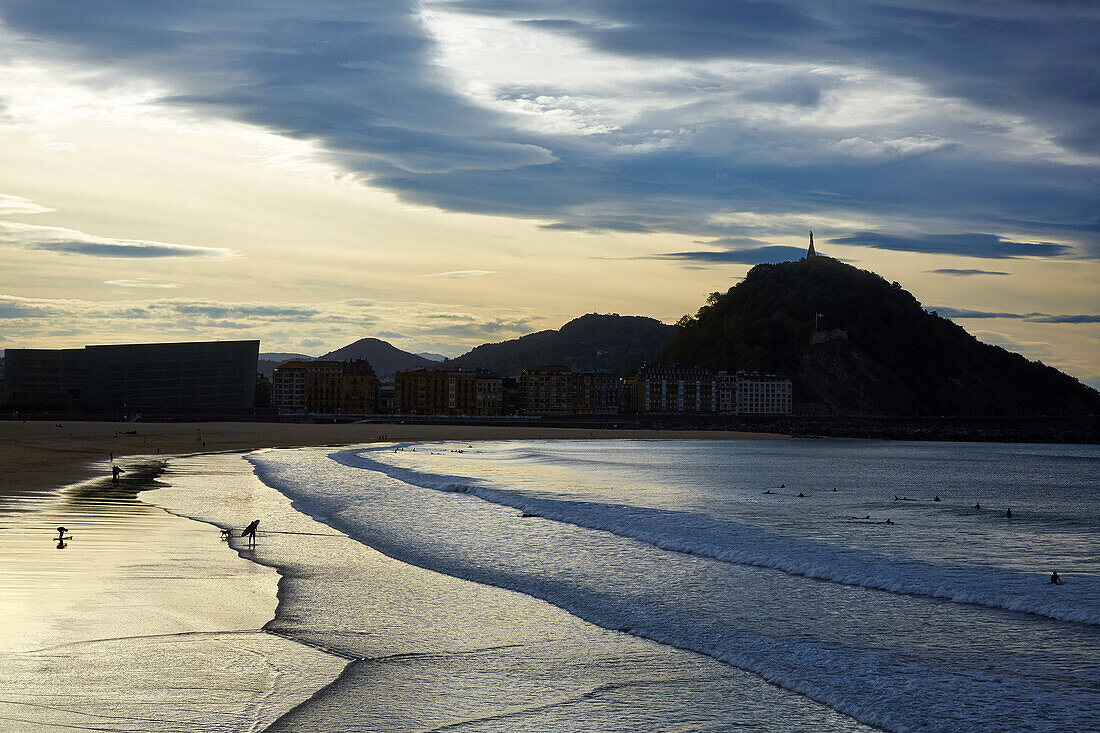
[0,293,540,355]
[0,0,1094,254]
[418,270,498,279]
[1027,314,1100,324]
[540,220,654,234]
[656,245,809,265]
[932,307,1100,324]
[105,278,182,289]
[0,220,238,259]
[925,269,1010,277]
[0,193,53,216]
[830,232,1073,259]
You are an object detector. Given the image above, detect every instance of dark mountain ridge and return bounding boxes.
[662,256,1099,416]
[448,313,677,377]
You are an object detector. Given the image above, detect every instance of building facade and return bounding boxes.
[518,366,619,416]
[5,340,258,415]
[733,371,793,415]
[519,365,577,416]
[274,359,378,415]
[394,368,502,416]
[631,364,717,414]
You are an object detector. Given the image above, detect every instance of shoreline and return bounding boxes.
[0,420,786,501]
[0,452,346,731]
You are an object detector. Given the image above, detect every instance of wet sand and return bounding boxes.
[0,420,787,501]
[0,460,346,732]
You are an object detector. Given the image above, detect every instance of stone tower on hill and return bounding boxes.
[806,230,816,258]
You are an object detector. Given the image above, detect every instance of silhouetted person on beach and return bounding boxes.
[242,520,259,547]
[1050,572,1063,585]
[112,465,121,481]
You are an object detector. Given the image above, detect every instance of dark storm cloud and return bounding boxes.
[465,1,1100,153]
[831,232,1073,259]
[1,0,1096,258]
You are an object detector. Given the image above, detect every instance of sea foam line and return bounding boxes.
[330,447,1100,627]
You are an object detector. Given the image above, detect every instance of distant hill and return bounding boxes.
[320,338,435,377]
[448,313,677,377]
[416,352,446,362]
[662,256,1100,416]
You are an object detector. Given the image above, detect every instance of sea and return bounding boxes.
[4,438,1097,731]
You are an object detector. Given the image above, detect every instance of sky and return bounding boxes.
[0,1,1096,385]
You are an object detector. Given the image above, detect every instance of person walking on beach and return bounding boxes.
[242,520,259,548]
[112,465,121,481]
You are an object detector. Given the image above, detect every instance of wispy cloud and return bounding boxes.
[105,278,182,289]
[925,269,1010,277]
[0,220,238,259]
[932,307,1099,323]
[0,193,53,216]
[655,245,809,265]
[418,270,497,279]
[831,232,1073,259]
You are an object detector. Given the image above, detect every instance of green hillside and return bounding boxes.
[662,256,1100,416]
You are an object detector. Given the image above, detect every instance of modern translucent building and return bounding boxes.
[5,340,258,416]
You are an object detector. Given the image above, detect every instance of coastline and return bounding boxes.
[0,456,347,731]
[0,420,786,501]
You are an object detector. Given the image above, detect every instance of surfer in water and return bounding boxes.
[1050,572,1063,585]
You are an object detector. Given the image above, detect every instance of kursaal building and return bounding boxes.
[5,340,259,417]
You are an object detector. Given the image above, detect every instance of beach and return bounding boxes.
[2,423,1096,731]
[0,421,791,732]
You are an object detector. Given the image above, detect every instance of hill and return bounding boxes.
[662,256,1100,416]
[320,338,435,377]
[448,313,677,377]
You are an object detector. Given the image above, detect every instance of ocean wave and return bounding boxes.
[330,447,1100,627]
[246,447,1100,733]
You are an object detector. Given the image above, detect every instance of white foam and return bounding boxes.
[329,447,1100,627]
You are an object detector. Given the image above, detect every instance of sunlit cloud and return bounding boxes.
[0,193,53,216]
